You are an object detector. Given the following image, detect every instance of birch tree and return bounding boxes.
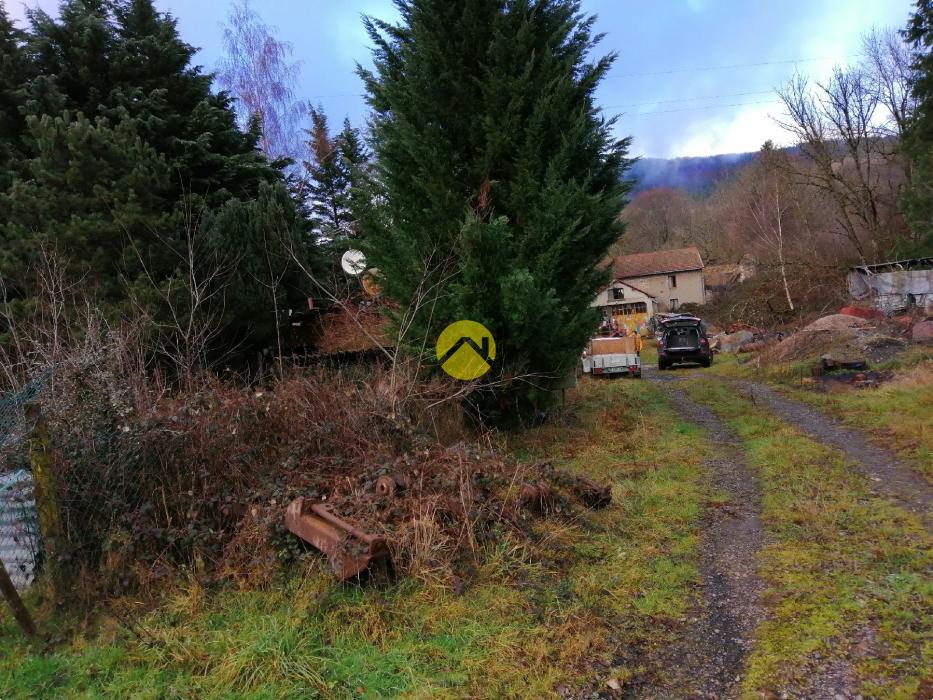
[217,0,303,162]
[745,142,795,311]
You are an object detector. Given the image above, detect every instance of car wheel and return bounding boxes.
[658,361,667,371]
[702,358,711,368]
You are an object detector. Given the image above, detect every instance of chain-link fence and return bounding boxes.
[0,372,50,593]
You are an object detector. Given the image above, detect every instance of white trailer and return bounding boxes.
[581,336,642,378]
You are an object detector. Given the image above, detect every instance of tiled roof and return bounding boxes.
[612,246,704,278]
[316,305,393,355]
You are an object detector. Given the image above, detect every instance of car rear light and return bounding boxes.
[628,365,637,372]
[657,339,664,348]
[700,338,708,346]
[593,367,603,374]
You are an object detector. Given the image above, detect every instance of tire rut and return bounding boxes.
[732,379,932,529]
[633,370,765,699]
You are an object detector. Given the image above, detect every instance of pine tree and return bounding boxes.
[903,0,933,256]
[0,5,30,214]
[1,0,317,365]
[302,108,370,243]
[359,0,632,419]
[304,106,352,241]
[336,117,370,239]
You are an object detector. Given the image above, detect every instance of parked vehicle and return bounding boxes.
[657,316,712,370]
[581,335,643,378]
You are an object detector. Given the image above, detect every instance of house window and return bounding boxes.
[670,298,679,311]
[612,287,625,301]
[635,302,647,313]
[669,274,677,288]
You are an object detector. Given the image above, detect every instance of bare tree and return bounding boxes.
[862,27,916,140]
[777,70,901,263]
[216,0,303,161]
[127,199,236,386]
[615,187,695,255]
[744,144,795,311]
[775,28,916,264]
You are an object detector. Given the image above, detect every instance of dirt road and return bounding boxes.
[732,379,932,529]
[640,367,930,699]
[639,371,765,699]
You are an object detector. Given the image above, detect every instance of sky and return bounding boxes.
[5,0,916,158]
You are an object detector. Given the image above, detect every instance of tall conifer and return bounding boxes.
[360,0,632,418]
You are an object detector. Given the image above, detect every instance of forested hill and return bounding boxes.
[629,152,755,194]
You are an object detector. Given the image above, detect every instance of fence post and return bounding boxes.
[0,557,36,636]
[25,404,62,597]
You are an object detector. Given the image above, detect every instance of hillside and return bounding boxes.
[629,152,755,194]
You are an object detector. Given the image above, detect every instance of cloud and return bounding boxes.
[6,0,58,25]
[667,102,791,157]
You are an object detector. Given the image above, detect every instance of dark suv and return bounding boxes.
[657,316,712,370]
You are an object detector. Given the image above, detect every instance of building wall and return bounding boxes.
[621,270,705,311]
[591,281,658,335]
[591,280,655,308]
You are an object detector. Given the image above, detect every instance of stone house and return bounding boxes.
[606,246,706,312]
[591,279,659,335]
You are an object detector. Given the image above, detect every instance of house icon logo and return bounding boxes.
[436,320,496,380]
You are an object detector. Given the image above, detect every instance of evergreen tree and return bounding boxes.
[0,5,28,157]
[0,0,317,365]
[304,106,352,241]
[903,0,933,255]
[359,0,632,419]
[302,107,369,243]
[0,5,30,214]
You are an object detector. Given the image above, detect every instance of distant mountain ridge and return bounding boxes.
[629,152,755,194]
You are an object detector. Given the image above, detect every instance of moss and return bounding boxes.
[683,378,932,698]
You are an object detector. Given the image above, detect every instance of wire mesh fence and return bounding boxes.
[0,372,50,593]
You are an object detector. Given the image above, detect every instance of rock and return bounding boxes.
[804,314,872,332]
[912,319,933,343]
[606,678,622,691]
[719,330,755,353]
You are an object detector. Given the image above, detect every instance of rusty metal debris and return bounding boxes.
[571,477,612,509]
[374,474,412,500]
[518,481,552,510]
[284,497,390,580]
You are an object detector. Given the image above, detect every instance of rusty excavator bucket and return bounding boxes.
[284,498,391,581]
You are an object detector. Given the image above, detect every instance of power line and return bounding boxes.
[623,99,784,118]
[304,54,860,103]
[608,54,863,80]
[604,89,774,109]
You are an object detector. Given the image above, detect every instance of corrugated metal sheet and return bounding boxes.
[0,470,39,590]
[848,264,933,313]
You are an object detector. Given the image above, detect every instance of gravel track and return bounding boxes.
[629,370,765,699]
[732,379,932,529]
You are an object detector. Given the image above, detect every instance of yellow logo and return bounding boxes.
[436,320,496,380]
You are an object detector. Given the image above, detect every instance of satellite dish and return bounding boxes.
[341,249,367,277]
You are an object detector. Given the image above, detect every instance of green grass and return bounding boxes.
[707,346,933,481]
[0,378,710,699]
[681,378,932,698]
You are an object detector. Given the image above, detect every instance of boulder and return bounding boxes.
[719,330,754,353]
[912,319,933,343]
